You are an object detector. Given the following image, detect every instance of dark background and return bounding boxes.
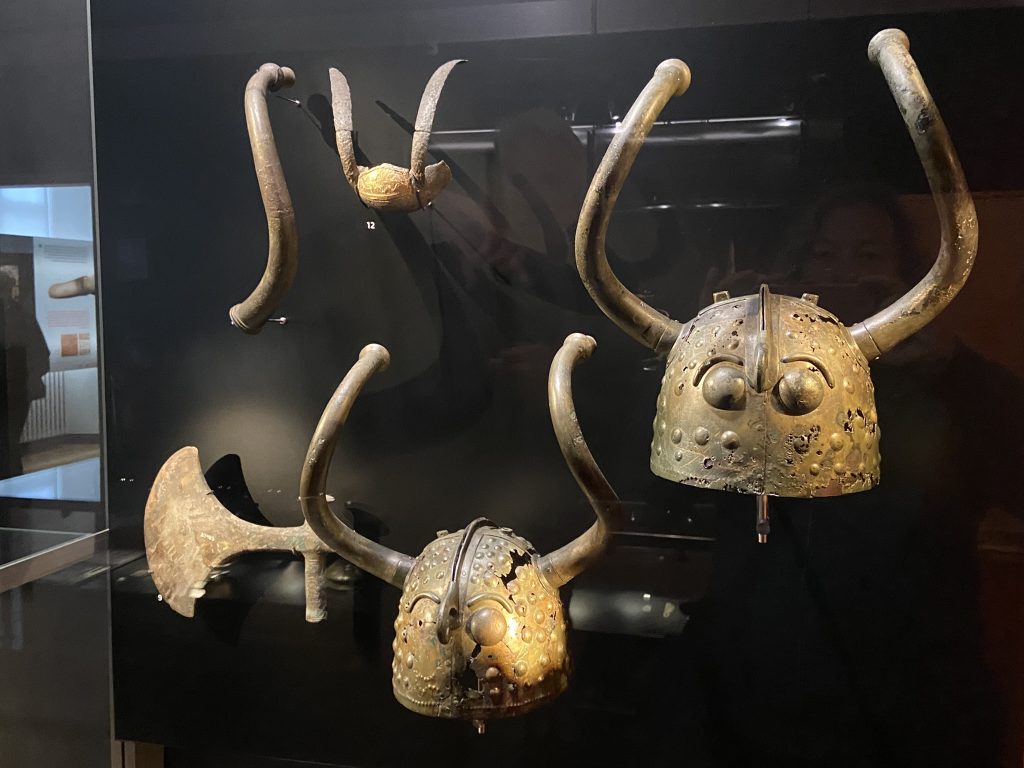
[91,2,1024,767]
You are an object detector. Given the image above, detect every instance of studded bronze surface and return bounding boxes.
[301,339,617,723]
[650,291,880,496]
[392,524,569,720]
[575,32,976,507]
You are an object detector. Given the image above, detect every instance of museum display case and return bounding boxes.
[0,1,112,765]
[3,1,1024,766]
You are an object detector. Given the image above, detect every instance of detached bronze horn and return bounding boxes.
[300,336,619,728]
[330,59,465,212]
[229,63,299,334]
[574,33,977,537]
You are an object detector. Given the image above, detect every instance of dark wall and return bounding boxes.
[0,559,112,767]
[0,0,92,185]
[95,3,1024,766]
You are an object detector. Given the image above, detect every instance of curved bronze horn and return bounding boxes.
[300,344,414,588]
[538,333,622,588]
[329,60,464,212]
[409,59,466,191]
[848,29,978,359]
[229,63,299,335]
[328,67,364,193]
[575,60,691,354]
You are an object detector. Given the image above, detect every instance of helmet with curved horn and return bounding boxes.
[300,337,620,728]
[229,63,299,334]
[574,33,977,536]
[330,59,465,212]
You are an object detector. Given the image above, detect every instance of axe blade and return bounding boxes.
[144,446,244,618]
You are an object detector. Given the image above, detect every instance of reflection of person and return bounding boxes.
[0,273,50,478]
[677,185,1018,765]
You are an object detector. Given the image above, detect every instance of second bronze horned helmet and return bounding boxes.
[575,30,978,522]
[300,335,620,729]
[330,60,465,211]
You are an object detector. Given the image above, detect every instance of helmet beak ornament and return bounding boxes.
[574,32,977,539]
[330,59,466,212]
[230,63,300,335]
[299,337,618,727]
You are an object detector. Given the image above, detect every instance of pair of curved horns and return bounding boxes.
[575,30,978,361]
[230,63,299,334]
[300,335,620,590]
[330,59,465,208]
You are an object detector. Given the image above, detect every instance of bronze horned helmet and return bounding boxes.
[575,30,978,539]
[330,59,465,211]
[300,335,620,730]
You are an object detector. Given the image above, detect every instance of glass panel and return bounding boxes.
[90,3,1023,766]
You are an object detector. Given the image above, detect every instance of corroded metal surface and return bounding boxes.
[849,29,979,358]
[540,333,623,586]
[299,344,412,588]
[229,63,299,335]
[393,523,569,720]
[651,288,879,496]
[574,32,975,504]
[301,338,618,723]
[48,275,95,298]
[144,446,331,623]
[329,60,464,212]
[574,58,690,354]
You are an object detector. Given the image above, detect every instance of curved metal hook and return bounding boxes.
[848,29,978,359]
[329,67,363,192]
[229,63,299,335]
[299,344,414,588]
[538,334,622,588]
[575,60,690,355]
[410,59,466,190]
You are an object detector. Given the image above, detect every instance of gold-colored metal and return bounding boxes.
[300,336,620,723]
[48,275,95,298]
[229,63,299,335]
[144,446,331,623]
[393,519,570,720]
[574,32,976,510]
[330,60,465,211]
[652,285,879,497]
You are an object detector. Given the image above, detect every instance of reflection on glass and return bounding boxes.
[0,185,99,502]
